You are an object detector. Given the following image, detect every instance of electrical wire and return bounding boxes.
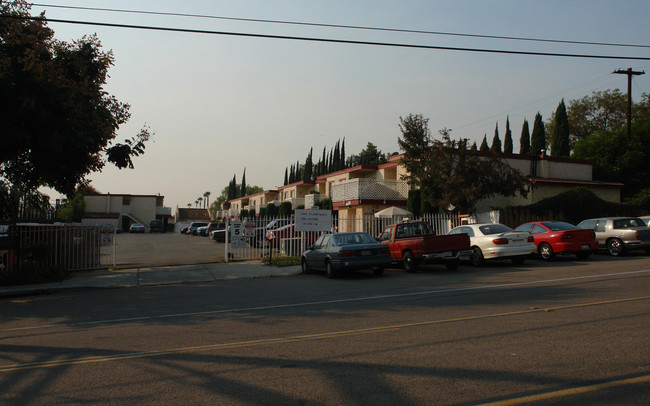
[26,2,650,49]
[3,14,650,61]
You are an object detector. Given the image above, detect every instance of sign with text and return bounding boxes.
[295,209,332,232]
[230,221,246,248]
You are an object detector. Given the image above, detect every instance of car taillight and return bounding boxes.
[527,236,534,243]
[338,250,357,257]
[493,238,509,245]
[559,233,574,241]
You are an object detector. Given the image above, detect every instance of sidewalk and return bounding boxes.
[0,262,303,298]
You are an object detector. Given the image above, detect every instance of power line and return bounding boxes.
[3,15,650,61]
[26,2,650,49]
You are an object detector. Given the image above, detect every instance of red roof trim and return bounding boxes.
[277,180,316,191]
[527,177,624,187]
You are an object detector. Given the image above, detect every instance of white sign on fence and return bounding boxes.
[295,209,332,232]
[230,221,246,248]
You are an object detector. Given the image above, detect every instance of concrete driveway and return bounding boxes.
[115,232,225,268]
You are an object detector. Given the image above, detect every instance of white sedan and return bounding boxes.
[447,223,535,266]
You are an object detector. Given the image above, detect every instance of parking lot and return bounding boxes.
[115,232,226,268]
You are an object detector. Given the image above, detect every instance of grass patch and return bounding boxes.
[261,256,301,267]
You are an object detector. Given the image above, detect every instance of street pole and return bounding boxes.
[613,68,645,149]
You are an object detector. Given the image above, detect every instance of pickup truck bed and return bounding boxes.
[378,221,472,271]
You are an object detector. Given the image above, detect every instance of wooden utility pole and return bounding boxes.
[613,68,645,149]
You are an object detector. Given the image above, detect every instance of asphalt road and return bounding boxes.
[1,254,649,405]
[115,232,226,267]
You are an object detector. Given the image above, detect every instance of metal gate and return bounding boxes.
[0,224,116,272]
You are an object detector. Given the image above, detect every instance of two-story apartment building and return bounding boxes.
[82,194,172,232]
[223,151,622,221]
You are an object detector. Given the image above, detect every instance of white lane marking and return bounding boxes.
[2,269,649,333]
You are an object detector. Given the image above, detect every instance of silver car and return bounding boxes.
[577,217,650,256]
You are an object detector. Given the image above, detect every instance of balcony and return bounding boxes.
[331,179,409,204]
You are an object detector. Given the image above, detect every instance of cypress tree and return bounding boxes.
[504,116,513,154]
[341,138,346,169]
[551,99,571,157]
[284,168,288,185]
[240,168,246,197]
[531,112,546,155]
[471,141,478,151]
[491,122,502,152]
[520,119,531,154]
[303,148,313,181]
[480,134,489,151]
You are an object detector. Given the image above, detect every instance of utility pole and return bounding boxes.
[613,68,645,149]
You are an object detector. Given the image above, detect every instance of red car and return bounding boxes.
[514,221,598,260]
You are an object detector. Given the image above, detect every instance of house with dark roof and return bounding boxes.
[174,207,211,233]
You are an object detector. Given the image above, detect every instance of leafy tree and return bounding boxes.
[479,135,489,151]
[531,112,546,155]
[573,118,650,198]
[550,100,570,157]
[491,122,502,153]
[0,1,152,197]
[347,142,387,166]
[520,119,531,154]
[398,116,528,213]
[504,117,513,154]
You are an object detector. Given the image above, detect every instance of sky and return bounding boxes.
[28,0,650,210]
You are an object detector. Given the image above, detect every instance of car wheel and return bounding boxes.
[470,247,484,267]
[575,252,591,259]
[511,256,526,265]
[403,251,418,273]
[539,242,554,261]
[373,267,384,276]
[607,238,624,256]
[326,261,337,279]
[445,259,460,270]
[301,258,311,274]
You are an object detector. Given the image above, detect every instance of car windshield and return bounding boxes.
[332,233,375,246]
[478,224,512,235]
[541,221,577,231]
[613,218,646,228]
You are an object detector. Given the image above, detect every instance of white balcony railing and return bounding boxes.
[331,179,409,203]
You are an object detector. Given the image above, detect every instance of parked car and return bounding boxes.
[514,221,598,260]
[210,225,230,242]
[577,217,650,256]
[206,222,225,234]
[254,218,292,247]
[129,223,146,233]
[186,222,208,235]
[266,223,319,251]
[447,223,535,266]
[377,221,472,271]
[640,216,650,227]
[149,220,163,233]
[180,225,189,234]
[301,232,392,278]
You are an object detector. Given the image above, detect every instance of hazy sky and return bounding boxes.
[31,1,650,210]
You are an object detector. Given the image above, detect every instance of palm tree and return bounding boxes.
[203,191,211,209]
[187,203,191,208]
[197,197,203,209]
[195,199,199,208]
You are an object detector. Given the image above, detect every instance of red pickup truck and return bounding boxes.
[377,221,472,271]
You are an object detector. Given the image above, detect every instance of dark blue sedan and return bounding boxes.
[301,232,392,279]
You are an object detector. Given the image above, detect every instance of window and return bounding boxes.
[532,225,546,234]
[379,228,393,242]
